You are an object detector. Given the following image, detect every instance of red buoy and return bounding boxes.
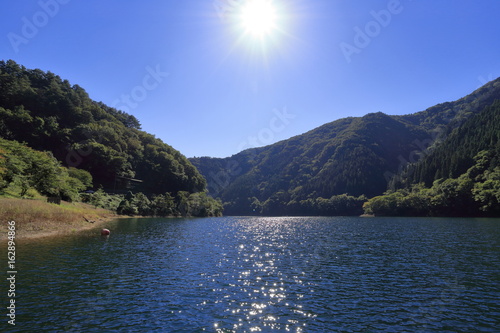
[101,228,110,236]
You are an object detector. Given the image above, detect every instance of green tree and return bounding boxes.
[473,167,500,213]
[68,167,93,188]
[134,192,152,216]
[150,193,176,216]
[117,199,137,215]
[176,191,190,216]
[186,192,223,217]
[81,188,122,210]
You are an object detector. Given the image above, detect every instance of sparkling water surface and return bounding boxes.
[3,216,500,332]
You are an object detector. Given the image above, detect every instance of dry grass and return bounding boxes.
[0,198,117,239]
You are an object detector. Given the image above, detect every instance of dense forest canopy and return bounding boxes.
[0,60,224,217]
[0,59,206,195]
[401,100,500,187]
[364,100,500,217]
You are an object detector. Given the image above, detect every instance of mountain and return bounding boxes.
[364,100,500,217]
[191,77,500,215]
[401,99,500,188]
[0,60,206,196]
[3,59,497,217]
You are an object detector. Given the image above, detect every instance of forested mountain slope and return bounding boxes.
[364,100,500,217]
[404,100,500,188]
[191,77,500,215]
[0,60,206,195]
[3,59,497,217]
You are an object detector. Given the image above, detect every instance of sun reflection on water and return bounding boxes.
[13,216,500,331]
[203,217,319,332]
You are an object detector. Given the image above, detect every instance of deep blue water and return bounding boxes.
[2,216,500,332]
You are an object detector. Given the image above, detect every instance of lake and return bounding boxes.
[2,216,500,332]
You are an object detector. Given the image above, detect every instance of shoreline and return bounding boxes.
[0,196,215,241]
[12,215,119,240]
[0,198,119,241]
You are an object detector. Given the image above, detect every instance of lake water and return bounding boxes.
[2,216,500,332]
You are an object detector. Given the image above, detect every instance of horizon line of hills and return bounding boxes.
[1,59,499,217]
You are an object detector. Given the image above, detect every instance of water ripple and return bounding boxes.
[3,216,500,332]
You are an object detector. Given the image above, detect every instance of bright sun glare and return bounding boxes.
[239,0,278,38]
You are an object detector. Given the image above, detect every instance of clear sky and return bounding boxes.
[1,0,499,158]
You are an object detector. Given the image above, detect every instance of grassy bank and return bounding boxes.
[0,198,117,239]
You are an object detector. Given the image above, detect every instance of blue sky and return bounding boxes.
[1,0,499,158]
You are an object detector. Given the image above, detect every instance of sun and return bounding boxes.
[222,0,290,60]
[238,0,278,38]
